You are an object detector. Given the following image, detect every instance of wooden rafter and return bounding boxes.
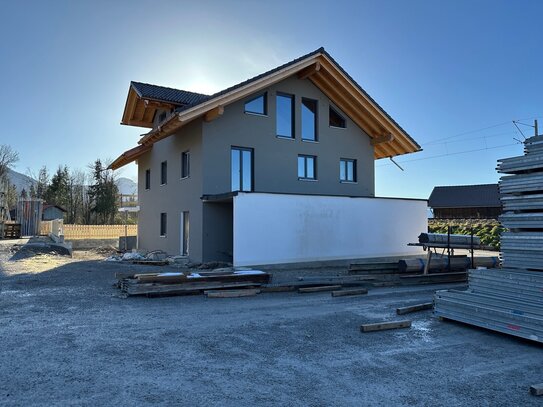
[298,61,321,80]
[204,106,224,122]
[371,134,395,145]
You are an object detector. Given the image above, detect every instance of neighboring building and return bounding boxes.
[42,204,67,221]
[428,184,501,219]
[111,47,426,266]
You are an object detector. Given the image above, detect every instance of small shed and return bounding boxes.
[42,204,67,221]
[428,184,501,219]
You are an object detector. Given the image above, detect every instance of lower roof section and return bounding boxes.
[109,144,152,170]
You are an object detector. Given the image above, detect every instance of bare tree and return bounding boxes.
[0,144,19,180]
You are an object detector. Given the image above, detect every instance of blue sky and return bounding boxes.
[1,0,541,198]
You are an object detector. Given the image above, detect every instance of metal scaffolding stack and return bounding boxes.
[434,134,543,343]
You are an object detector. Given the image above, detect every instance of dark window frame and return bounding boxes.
[244,92,268,116]
[181,151,190,179]
[160,212,167,237]
[276,92,295,139]
[340,158,357,183]
[298,154,317,181]
[301,97,318,142]
[231,146,254,192]
[145,169,151,190]
[160,161,167,185]
[329,106,346,129]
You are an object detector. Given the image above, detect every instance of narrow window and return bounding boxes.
[276,93,294,138]
[161,161,167,185]
[298,155,316,180]
[145,169,151,190]
[181,151,190,178]
[160,212,167,237]
[181,211,189,256]
[329,106,346,128]
[340,158,357,182]
[231,147,253,192]
[244,93,267,115]
[302,98,318,141]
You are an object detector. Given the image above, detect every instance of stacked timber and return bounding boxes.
[118,270,270,297]
[435,135,543,343]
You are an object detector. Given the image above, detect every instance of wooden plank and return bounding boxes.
[123,281,261,296]
[205,289,260,298]
[360,320,412,332]
[298,285,342,293]
[396,302,433,315]
[261,286,297,292]
[530,383,543,396]
[331,288,368,297]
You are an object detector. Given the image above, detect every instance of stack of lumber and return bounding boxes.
[117,269,270,297]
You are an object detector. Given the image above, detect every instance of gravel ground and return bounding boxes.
[0,245,542,406]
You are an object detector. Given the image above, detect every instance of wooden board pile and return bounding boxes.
[117,270,270,297]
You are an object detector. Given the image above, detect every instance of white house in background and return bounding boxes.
[110,47,427,266]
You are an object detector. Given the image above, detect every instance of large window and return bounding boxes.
[329,106,346,128]
[181,151,190,179]
[244,93,267,115]
[160,212,167,237]
[298,155,316,180]
[340,158,357,182]
[276,93,294,138]
[302,98,318,141]
[145,169,151,190]
[160,161,167,185]
[231,147,253,192]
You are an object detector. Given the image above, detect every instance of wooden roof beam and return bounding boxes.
[298,61,321,80]
[204,106,224,122]
[371,133,394,146]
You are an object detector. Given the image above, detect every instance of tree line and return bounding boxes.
[1,144,124,225]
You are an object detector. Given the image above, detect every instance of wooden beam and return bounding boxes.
[205,289,260,298]
[204,105,224,122]
[360,320,412,332]
[371,134,395,145]
[123,90,138,123]
[121,119,153,128]
[298,285,342,293]
[298,61,321,80]
[144,99,174,110]
[331,288,368,297]
[396,302,433,315]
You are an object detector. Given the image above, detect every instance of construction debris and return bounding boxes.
[396,302,433,315]
[331,288,368,297]
[360,320,412,332]
[298,285,342,293]
[398,256,499,273]
[530,383,543,396]
[205,289,260,298]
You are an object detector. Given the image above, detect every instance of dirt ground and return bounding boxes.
[0,242,541,406]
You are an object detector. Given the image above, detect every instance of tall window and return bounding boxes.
[302,98,318,141]
[161,161,167,185]
[329,106,346,128]
[181,151,190,179]
[244,93,267,115]
[160,212,167,237]
[340,158,357,182]
[276,93,294,138]
[145,169,151,190]
[298,155,316,180]
[231,147,253,192]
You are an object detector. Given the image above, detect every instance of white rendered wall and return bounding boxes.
[233,193,427,266]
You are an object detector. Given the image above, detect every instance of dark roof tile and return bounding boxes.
[428,184,501,208]
[131,81,209,106]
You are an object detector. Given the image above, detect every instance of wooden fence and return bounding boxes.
[40,222,137,239]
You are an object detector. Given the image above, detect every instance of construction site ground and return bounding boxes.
[0,241,541,406]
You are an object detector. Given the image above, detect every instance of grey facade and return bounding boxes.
[136,76,375,262]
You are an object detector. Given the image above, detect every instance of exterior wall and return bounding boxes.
[233,192,427,266]
[202,75,375,197]
[202,202,233,262]
[137,119,204,260]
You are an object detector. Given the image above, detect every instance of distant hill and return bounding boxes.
[116,177,137,196]
[6,168,36,194]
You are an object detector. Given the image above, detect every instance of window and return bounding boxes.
[181,151,190,179]
[276,93,294,138]
[181,211,189,256]
[302,98,318,141]
[340,158,357,182]
[158,111,167,123]
[161,161,167,185]
[298,155,316,180]
[145,169,151,190]
[231,147,253,192]
[329,106,346,128]
[244,93,267,115]
[160,212,167,237]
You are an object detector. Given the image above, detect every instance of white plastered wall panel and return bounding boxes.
[233,193,427,266]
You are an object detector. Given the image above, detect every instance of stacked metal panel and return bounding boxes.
[434,135,543,343]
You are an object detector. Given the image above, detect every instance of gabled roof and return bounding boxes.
[112,47,422,169]
[43,204,67,212]
[428,184,501,209]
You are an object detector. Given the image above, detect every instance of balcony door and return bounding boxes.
[231,147,253,192]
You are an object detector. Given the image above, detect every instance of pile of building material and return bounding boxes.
[117,269,270,297]
[435,134,543,343]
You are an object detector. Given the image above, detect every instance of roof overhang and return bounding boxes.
[121,84,178,128]
[109,144,152,170]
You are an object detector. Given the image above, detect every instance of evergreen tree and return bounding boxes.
[88,159,118,224]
